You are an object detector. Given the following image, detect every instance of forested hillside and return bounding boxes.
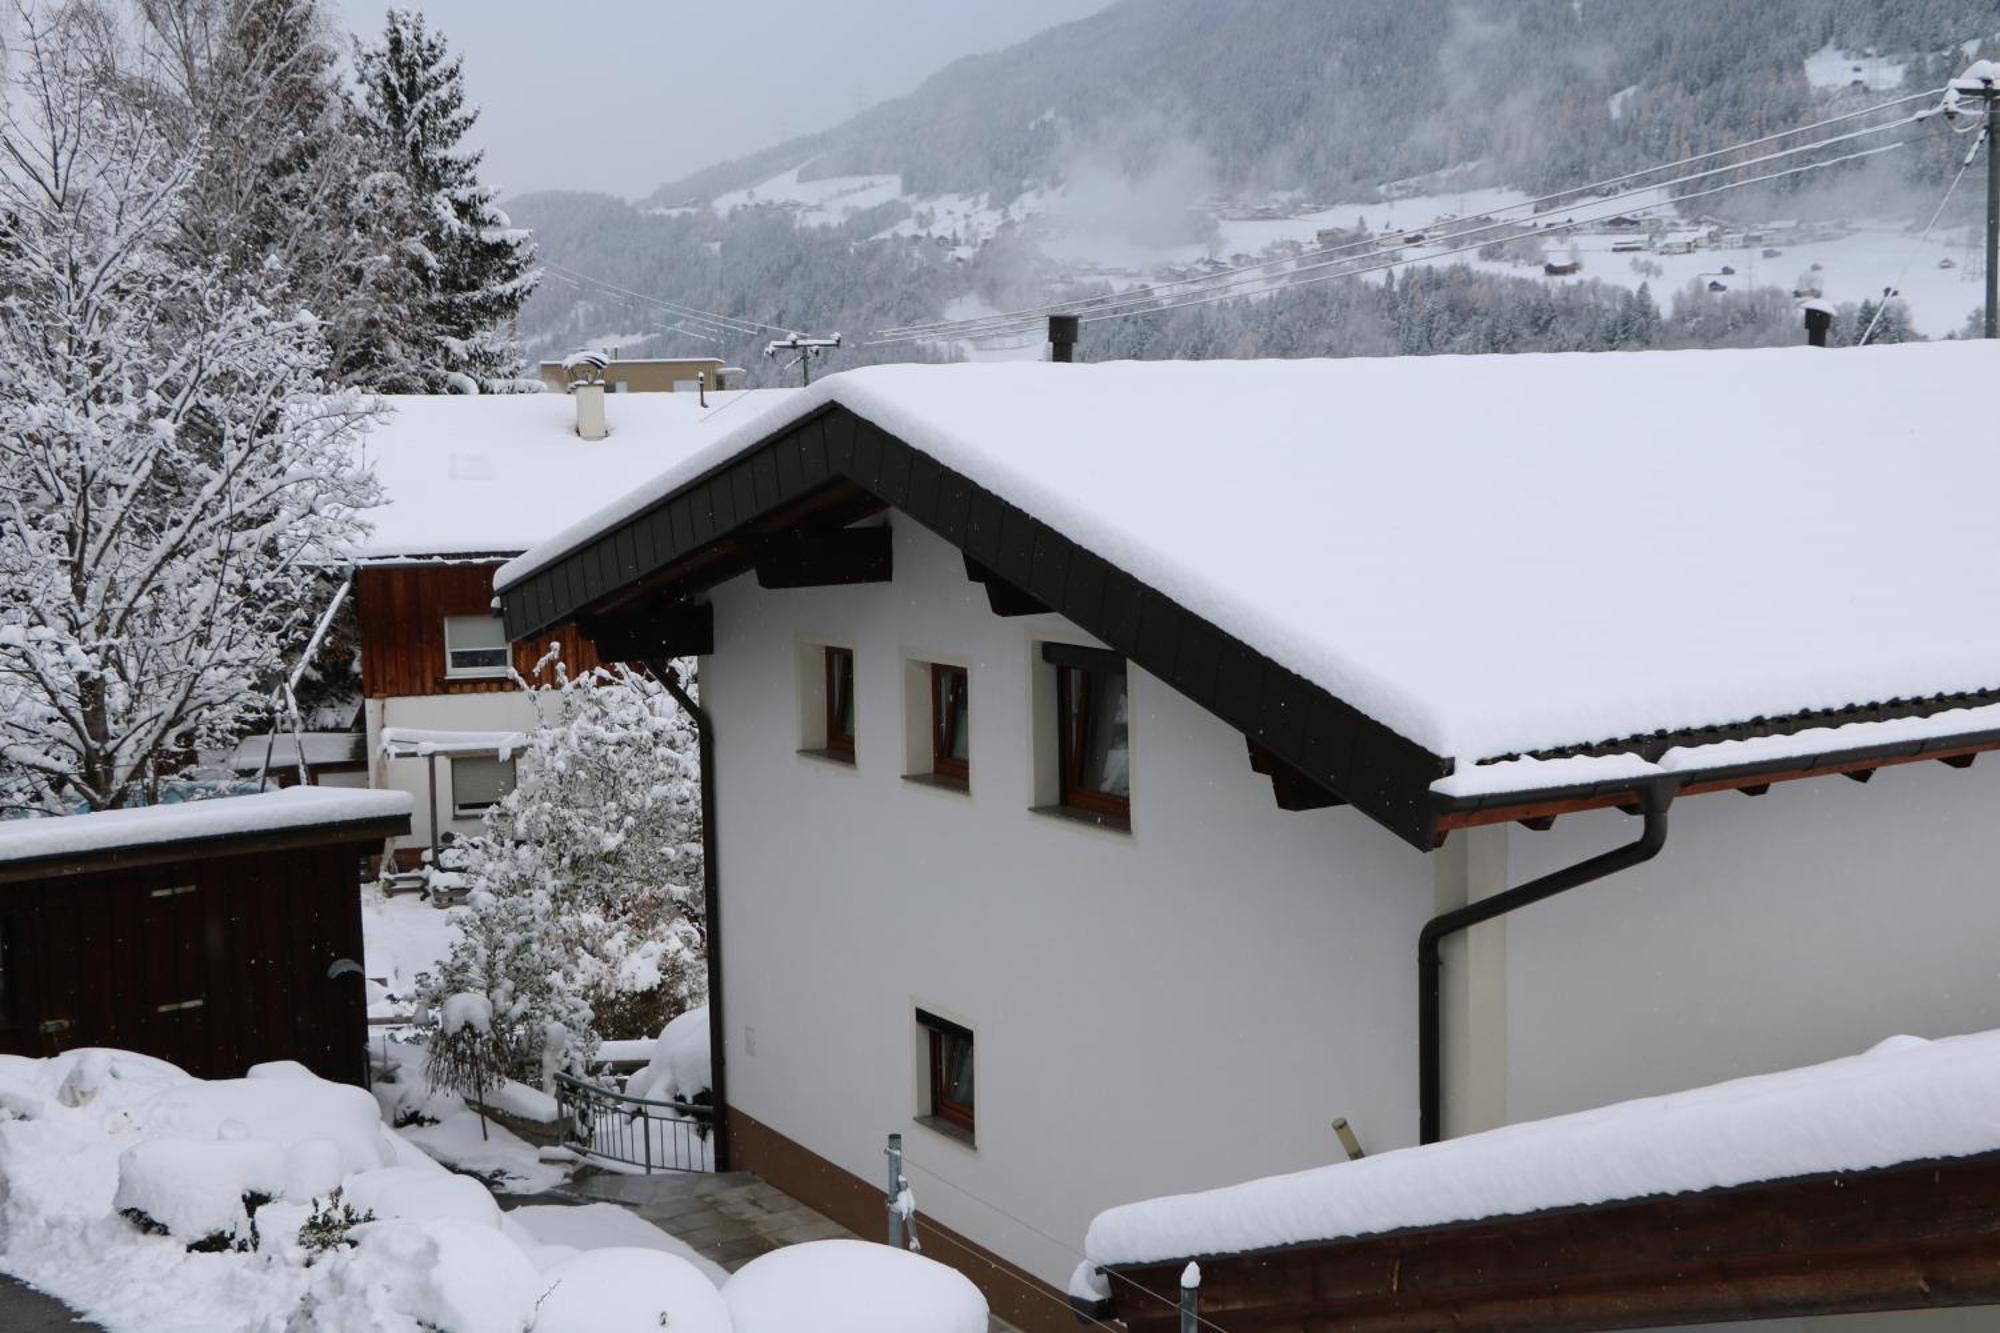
[516,0,2000,376]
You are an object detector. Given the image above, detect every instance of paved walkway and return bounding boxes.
[0,1275,100,1331]
[516,1169,1022,1331]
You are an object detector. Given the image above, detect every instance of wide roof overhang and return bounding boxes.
[494,391,2000,849]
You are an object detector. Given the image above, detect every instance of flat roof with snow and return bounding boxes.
[496,344,2000,845]
[352,389,792,561]
[0,787,411,880]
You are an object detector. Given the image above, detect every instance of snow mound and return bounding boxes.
[141,1077,394,1175]
[342,1163,504,1229]
[114,1138,286,1243]
[294,1217,543,1333]
[724,1239,988,1333]
[626,1004,711,1103]
[533,1247,732,1333]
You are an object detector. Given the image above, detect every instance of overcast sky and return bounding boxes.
[333,0,1114,200]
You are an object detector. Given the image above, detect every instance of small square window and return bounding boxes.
[824,646,856,759]
[444,615,511,679]
[452,755,516,816]
[917,1009,974,1140]
[929,664,969,785]
[1049,647,1130,826]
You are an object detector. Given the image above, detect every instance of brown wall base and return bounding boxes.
[727,1106,1079,1333]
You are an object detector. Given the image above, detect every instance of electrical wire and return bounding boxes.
[541,259,795,337]
[1859,128,1983,345]
[873,130,1928,343]
[540,270,745,345]
[906,1223,1132,1333]
[875,89,1948,340]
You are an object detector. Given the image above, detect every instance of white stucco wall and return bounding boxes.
[707,521,1430,1288]
[365,691,541,849]
[704,519,2000,1328]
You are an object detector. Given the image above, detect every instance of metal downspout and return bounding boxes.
[1419,782,1675,1145]
[650,659,729,1171]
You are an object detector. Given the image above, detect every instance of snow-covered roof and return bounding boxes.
[378,727,527,759]
[351,389,792,560]
[0,787,411,868]
[499,344,2000,777]
[227,732,366,772]
[1085,1028,2000,1268]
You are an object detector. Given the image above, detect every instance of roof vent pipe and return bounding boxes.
[1049,314,1079,363]
[574,382,607,440]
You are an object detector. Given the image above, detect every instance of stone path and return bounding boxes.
[512,1169,1022,1331]
[0,1275,100,1331]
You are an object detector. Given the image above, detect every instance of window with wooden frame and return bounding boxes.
[443,615,511,679]
[824,646,856,759]
[917,1009,974,1140]
[1045,644,1131,826]
[929,664,970,785]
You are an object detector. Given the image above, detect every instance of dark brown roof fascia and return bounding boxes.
[0,812,412,885]
[498,403,1452,849]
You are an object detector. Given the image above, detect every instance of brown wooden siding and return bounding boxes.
[357,563,600,699]
[0,839,375,1083]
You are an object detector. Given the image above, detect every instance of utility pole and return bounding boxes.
[764,333,842,386]
[1955,62,2000,338]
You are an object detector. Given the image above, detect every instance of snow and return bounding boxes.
[366,1039,568,1193]
[1805,44,1908,92]
[0,786,409,865]
[712,163,907,228]
[0,1048,742,1333]
[351,389,792,559]
[508,1203,730,1285]
[361,887,463,1020]
[1086,1028,2000,1268]
[624,1005,712,1103]
[724,1239,989,1333]
[534,1248,733,1333]
[378,726,527,758]
[502,343,2000,770]
[441,991,493,1036]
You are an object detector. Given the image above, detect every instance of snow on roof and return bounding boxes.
[1085,1028,2000,1268]
[351,389,793,560]
[227,732,366,772]
[0,787,411,866]
[499,343,2000,769]
[378,727,527,759]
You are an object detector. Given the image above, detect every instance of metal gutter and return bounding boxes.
[649,658,729,1171]
[1419,783,1674,1144]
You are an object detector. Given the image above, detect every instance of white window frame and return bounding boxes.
[451,754,516,817]
[443,615,511,680]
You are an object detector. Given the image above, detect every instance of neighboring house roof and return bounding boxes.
[1082,1029,2000,1330]
[352,389,793,560]
[494,344,2000,846]
[227,732,367,773]
[0,787,411,881]
[378,727,529,759]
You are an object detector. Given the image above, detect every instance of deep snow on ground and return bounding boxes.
[360,885,461,1021]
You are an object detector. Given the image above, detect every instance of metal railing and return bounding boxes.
[553,1072,714,1173]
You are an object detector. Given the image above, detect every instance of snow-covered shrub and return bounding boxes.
[625,1005,713,1107]
[420,653,706,1089]
[534,1248,732,1333]
[295,1188,376,1264]
[724,1239,990,1333]
[115,1138,286,1251]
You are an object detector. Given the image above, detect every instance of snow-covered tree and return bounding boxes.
[418,654,705,1080]
[0,8,378,813]
[354,10,537,392]
[136,0,422,389]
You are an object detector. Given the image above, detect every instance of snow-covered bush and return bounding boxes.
[420,654,705,1089]
[296,1188,376,1263]
[625,1004,713,1107]
[725,1238,990,1333]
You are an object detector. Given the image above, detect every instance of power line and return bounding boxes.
[1859,126,1984,345]
[540,259,796,338]
[873,129,1932,345]
[540,270,755,344]
[875,88,1948,341]
[1066,137,1923,329]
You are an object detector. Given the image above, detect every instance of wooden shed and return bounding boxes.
[0,788,410,1085]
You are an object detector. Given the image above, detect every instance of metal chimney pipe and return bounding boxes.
[1048,314,1079,363]
[573,382,608,440]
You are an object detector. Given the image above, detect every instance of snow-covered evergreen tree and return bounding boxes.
[0,9,378,812]
[354,10,538,392]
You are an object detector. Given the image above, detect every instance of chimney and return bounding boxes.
[574,382,607,440]
[1048,314,1079,363]
[1800,301,1834,348]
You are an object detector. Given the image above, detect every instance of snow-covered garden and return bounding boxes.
[0,1048,988,1333]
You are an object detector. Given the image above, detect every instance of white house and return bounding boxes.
[348,387,787,862]
[495,343,2000,1332]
